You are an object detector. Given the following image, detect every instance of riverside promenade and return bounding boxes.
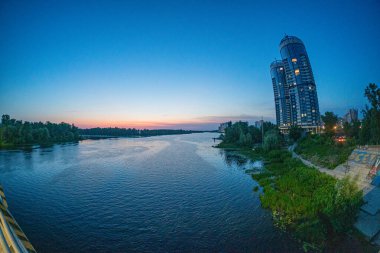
[289,145,380,246]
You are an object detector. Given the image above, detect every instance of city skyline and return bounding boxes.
[1,0,380,130]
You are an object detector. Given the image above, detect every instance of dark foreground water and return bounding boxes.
[0,133,302,253]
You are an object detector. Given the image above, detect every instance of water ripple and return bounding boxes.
[0,133,302,253]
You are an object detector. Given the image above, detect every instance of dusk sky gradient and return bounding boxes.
[1,0,379,130]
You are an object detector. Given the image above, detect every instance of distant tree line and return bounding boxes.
[219,121,282,149]
[0,115,80,146]
[78,127,200,137]
[0,115,205,147]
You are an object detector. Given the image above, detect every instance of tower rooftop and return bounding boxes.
[279,35,304,50]
[270,60,283,69]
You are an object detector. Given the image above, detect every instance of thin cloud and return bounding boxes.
[196,114,275,123]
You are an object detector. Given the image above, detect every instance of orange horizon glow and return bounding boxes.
[70,114,274,130]
[73,118,219,130]
[5,113,274,131]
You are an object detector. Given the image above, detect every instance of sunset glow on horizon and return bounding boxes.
[11,113,275,130]
[1,0,379,130]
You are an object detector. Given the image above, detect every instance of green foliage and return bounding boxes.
[263,129,282,151]
[219,121,276,148]
[0,114,80,146]
[343,120,361,140]
[289,125,303,142]
[364,83,380,110]
[359,83,380,144]
[250,149,363,250]
[295,134,355,169]
[321,111,338,134]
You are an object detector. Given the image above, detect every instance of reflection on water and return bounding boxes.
[0,133,302,253]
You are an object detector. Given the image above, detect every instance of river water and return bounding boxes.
[0,132,302,253]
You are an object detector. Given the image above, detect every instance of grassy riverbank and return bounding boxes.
[236,148,365,251]
[295,134,356,169]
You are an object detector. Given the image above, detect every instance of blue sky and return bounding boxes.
[1,0,379,130]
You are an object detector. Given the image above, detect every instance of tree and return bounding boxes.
[238,129,247,146]
[0,114,80,146]
[289,125,303,142]
[321,112,338,134]
[249,125,262,144]
[219,121,278,148]
[263,129,282,151]
[364,83,380,110]
[1,115,10,126]
[343,120,360,139]
[360,83,380,144]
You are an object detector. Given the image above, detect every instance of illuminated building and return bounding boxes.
[270,35,321,132]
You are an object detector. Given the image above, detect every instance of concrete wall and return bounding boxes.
[348,147,380,185]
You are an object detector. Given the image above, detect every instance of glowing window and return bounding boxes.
[294,69,300,75]
[279,67,283,70]
[292,58,297,63]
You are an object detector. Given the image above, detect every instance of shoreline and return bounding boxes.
[215,144,380,252]
[0,132,213,150]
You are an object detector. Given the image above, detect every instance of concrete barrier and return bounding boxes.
[348,147,380,186]
[350,146,380,245]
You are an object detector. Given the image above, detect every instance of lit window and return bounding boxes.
[280,67,283,70]
[292,58,297,63]
[295,69,300,75]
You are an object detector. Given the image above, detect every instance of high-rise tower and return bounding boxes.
[271,35,321,132]
[270,60,290,130]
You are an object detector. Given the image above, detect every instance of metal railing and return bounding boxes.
[0,186,36,253]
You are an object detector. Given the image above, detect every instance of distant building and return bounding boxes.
[343,109,358,124]
[270,35,321,133]
[338,117,344,128]
[218,122,231,133]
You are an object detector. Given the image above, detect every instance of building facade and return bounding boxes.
[343,109,358,124]
[270,60,290,130]
[270,35,321,132]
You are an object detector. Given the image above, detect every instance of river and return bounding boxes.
[0,132,302,252]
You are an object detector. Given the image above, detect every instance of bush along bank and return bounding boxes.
[245,149,363,252]
[295,134,356,169]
